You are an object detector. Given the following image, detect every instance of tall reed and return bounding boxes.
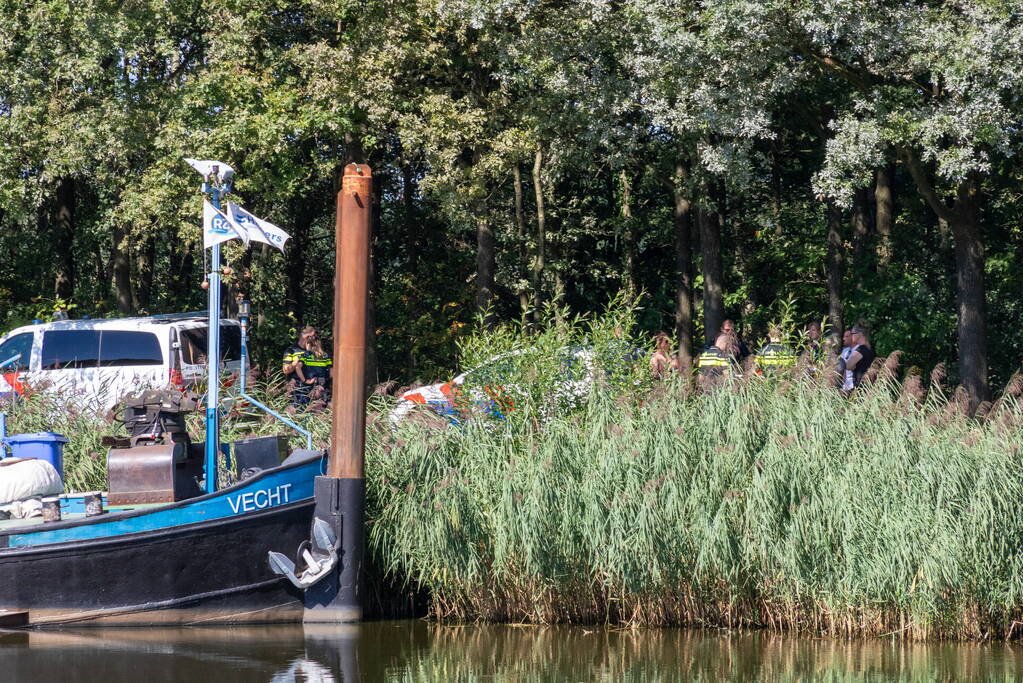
[367,308,1023,640]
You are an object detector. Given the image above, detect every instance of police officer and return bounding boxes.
[283,326,333,408]
[698,333,739,385]
[755,325,797,374]
[719,319,751,360]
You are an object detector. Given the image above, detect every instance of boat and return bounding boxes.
[0,451,325,626]
[0,161,373,627]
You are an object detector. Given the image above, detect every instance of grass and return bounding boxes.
[5,303,1023,641]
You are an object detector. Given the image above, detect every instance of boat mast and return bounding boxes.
[203,168,229,494]
[305,163,372,623]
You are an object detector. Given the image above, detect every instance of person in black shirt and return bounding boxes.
[282,326,333,408]
[845,324,876,388]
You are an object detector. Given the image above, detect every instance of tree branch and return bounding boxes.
[898,146,953,222]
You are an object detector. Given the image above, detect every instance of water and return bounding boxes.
[1,621,1021,682]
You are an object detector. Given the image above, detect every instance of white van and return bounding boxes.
[0,313,242,409]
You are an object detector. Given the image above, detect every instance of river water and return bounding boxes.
[1,621,1020,682]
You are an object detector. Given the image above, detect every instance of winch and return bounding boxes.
[105,389,203,506]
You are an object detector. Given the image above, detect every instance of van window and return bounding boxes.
[41,330,164,369]
[0,333,33,371]
[178,325,241,365]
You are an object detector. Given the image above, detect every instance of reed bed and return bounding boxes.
[369,366,1023,639]
[366,308,1023,640]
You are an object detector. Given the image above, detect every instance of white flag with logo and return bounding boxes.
[225,201,290,252]
[203,199,249,249]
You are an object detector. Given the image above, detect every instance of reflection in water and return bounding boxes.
[0,621,1021,682]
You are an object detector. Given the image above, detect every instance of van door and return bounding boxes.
[174,322,242,388]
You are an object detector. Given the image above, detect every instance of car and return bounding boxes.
[0,313,242,410]
[389,347,599,426]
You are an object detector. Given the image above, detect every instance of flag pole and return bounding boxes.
[203,173,226,494]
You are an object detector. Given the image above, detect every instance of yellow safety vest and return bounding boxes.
[755,343,796,370]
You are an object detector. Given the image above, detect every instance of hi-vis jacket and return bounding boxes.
[696,346,736,377]
[283,345,333,381]
[755,343,797,372]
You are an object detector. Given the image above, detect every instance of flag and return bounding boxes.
[203,199,249,249]
[184,158,235,182]
[225,201,290,252]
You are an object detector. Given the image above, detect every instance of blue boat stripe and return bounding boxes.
[6,457,323,548]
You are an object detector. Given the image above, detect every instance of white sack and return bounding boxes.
[0,459,63,505]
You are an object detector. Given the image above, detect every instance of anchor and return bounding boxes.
[268,517,339,589]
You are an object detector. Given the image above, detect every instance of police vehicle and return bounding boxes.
[0,313,242,409]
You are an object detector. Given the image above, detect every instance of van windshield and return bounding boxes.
[178,325,241,365]
[41,330,164,369]
[0,333,33,371]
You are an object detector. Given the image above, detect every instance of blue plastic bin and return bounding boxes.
[3,432,68,477]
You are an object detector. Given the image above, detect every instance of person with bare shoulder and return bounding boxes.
[649,331,680,378]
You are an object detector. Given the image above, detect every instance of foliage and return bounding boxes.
[2,2,1023,395]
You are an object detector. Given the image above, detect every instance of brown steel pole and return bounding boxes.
[304,163,372,623]
[331,164,372,479]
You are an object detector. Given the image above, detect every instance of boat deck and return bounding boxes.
[0,496,161,532]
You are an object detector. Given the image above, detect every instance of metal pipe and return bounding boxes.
[204,184,223,493]
[330,164,372,480]
[304,163,371,624]
[238,303,313,449]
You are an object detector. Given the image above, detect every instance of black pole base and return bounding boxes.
[303,475,365,623]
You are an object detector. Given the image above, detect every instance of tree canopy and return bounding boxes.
[2,0,1021,404]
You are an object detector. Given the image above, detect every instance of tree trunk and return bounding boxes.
[93,243,109,299]
[169,239,195,309]
[852,186,873,274]
[620,168,636,297]
[825,200,844,346]
[770,144,783,234]
[286,199,317,324]
[402,162,417,272]
[513,163,529,326]
[475,216,496,325]
[901,149,989,410]
[532,148,546,316]
[671,163,695,371]
[133,232,156,313]
[949,181,987,409]
[53,177,76,302]
[112,224,133,314]
[875,163,894,267]
[699,195,724,346]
